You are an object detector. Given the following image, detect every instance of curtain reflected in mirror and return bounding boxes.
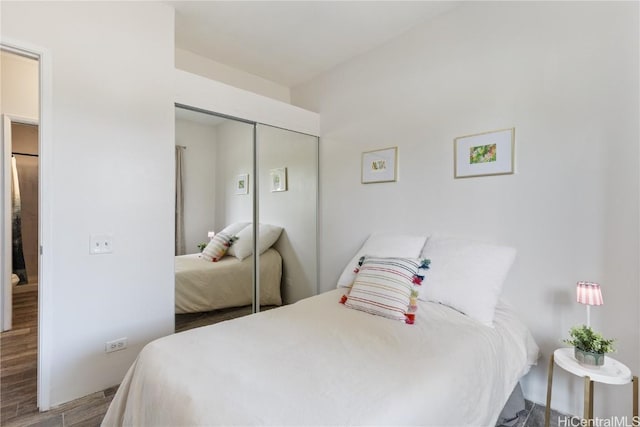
[175,145,186,256]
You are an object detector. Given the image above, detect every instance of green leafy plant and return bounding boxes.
[469,143,497,164]
[563,325,615,354]
[197,242,207,252]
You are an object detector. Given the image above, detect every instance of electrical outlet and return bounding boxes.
[105,337,127,353]
[90,234,113,254]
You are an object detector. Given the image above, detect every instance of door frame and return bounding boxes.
[1,39,53,411]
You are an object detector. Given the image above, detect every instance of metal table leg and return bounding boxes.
[545,353,555,427]
[584,376,594,421]
[633,376,638,424]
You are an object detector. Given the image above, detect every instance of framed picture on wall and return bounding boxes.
[235,174,249,195]
[270,167,287,192]
[454,128,514,178]
[361,147,397,184]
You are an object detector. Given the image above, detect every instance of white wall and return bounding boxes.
[1,50,39,119]
[175,118,217,253]
[1,1,175,406]
[292,1,639,417]
[175,69,319,137]
[215,119,254,229]
[176,48,291,103]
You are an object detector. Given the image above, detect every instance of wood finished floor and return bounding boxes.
[1,289,40,425]
[0,289,121,427]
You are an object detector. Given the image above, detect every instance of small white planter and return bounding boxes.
[574,348,605,367]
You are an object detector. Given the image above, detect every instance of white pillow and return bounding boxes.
[419,235,516,327]
[227,223,284,261]
[219,222,250,236]
[336,232,429,288]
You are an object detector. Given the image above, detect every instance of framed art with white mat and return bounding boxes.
[361,147,397,184]
[454,128,514,178]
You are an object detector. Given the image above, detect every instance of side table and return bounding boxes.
[545,347,638,427]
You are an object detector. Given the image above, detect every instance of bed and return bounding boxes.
[175,248,282,314]
[108,233,539,425]
[103,288,539,426]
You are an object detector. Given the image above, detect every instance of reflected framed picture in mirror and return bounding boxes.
[235,174,249,195]
[270,167,287,192]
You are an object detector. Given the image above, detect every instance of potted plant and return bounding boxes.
[563,325,615,367]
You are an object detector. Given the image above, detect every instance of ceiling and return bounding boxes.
[170,1,458,88]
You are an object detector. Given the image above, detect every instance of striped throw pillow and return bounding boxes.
[343,256,430,322]
[201,233,238,262]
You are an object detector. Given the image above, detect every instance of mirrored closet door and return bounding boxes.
[174,106,318,333]
[256,124,318,305]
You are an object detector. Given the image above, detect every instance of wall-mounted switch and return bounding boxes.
[90,234,113,254]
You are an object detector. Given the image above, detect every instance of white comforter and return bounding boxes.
[103,289,539,426]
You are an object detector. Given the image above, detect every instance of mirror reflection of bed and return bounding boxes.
[174,107,318,332]
[174,223,284,332]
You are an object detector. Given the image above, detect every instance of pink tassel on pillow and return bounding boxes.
[405,313,415,325]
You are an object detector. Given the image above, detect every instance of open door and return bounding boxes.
[2,115,12,331]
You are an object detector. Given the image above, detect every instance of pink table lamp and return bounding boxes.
[576,281,603,328]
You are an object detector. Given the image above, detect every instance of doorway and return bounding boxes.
[10,121,39,291]
[1,46,42,421]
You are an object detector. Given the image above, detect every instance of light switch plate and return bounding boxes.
[90,234,113,254]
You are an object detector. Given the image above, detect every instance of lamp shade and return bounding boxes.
[576,281,603,306]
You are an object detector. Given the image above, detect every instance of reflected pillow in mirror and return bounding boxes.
[219,222,251,236]
[227,223,284,261]
[201,233,238,262]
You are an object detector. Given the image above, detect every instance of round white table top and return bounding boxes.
[554,347,632,385]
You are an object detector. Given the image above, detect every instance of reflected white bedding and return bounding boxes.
[103,289,538,426]
[175,248,282,314]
